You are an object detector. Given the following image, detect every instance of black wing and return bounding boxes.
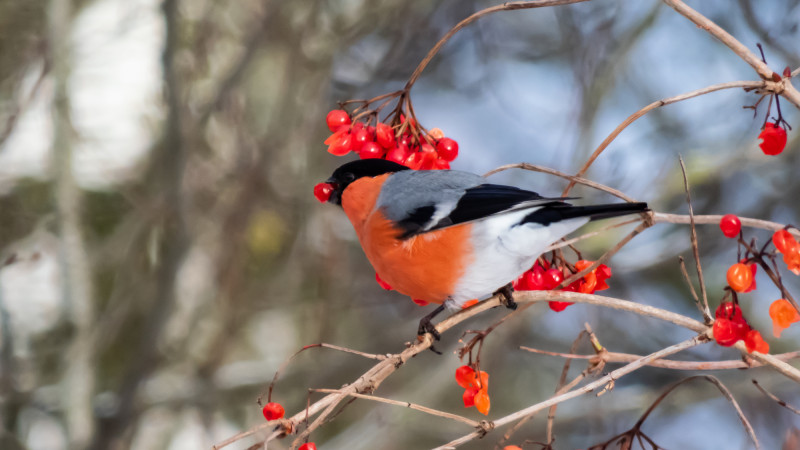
[396,184,568,238]
[394,183,648,239]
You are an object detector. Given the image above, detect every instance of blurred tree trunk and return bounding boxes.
[50,0,96,448]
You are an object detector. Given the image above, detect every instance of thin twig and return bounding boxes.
[660,0,800,108]
[563,80,765,194]
[555,220,651,291]
[520,347,800,370]
[678,156,712,323]
[653,213,800,238]
[546,329,589,444]
[678,256,704,318]
[660,0,771,79]
[752,379,800,416]
[260,342,386,406]
[311,389,481,427]
[634,376,760,449]
[404,0,591,90]
[545,218,643,251]
[484,162,637,203]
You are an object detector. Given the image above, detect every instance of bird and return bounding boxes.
[321,159,648,338]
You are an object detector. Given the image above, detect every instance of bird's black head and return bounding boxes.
[324,159,409,205]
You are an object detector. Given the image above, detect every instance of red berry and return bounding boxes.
[403,152,424,170]
[715,302,744,322]
[359,142,384,159]
[418,152,437,170]
[351,126,372,152]
[436,137,459,162]
[548,301,573,312]
[376,123,396,148]
[455,365,476,388]
[434,159,450,170]
[313,183,333,203]
[543,268,564,290]
[385,144,412,165]
[462,387,478,408]
[758,122,787,155]
[326,109,350,132]
[325,129,353,156]
[375,272,392,290]
[262,402,285,421]
[719,214,741,238]
[727,263,754,292]
[713,317,750,346]
[299,443,317,450]
[744,329,769,354]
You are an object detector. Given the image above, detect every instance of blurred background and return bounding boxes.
[1,0,799,449]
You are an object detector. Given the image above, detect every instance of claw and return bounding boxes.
[494,283,517,310]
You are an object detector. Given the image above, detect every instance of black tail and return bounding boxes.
[522,202,649,226]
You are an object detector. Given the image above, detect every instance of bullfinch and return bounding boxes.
[322,159,648,337]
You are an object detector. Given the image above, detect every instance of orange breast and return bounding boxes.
[342,176,474,303]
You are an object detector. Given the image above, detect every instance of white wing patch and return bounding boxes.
[424,199,459,232]
[449,209,588,307]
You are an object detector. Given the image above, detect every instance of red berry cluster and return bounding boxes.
[324,109,459,169]
[513,259,611,312]
[712,302,768,353]
[455,365,490,415]
[313,109,460,203]
[714,214,800,347]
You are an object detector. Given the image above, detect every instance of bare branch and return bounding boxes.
[311,389,481,427]
[678,156,712,323]
[634,376,760,450]
[405,0,592,90]
[520,347,800,370]
[752,379,800,416]
[564,80,765,194]
[434,335,708,449]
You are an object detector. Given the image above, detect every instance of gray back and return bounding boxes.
[375,170,484,223]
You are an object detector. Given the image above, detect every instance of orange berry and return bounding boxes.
[772,229,797,254]
[726,263,753,292]
[769,299,800,337]
[474,388,490,415]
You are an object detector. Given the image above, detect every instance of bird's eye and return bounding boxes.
[343,172,355,182]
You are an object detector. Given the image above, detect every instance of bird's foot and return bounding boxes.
[494,283,517,310]
[417,304,445,354]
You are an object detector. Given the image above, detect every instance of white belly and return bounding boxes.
[449,209,588,307]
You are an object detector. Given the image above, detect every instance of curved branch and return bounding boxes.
[563,80,765,194]
[404,0,591,90]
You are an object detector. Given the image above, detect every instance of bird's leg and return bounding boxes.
[494,283,518,310]
[417,304,445,340]
[417,304,445,354]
